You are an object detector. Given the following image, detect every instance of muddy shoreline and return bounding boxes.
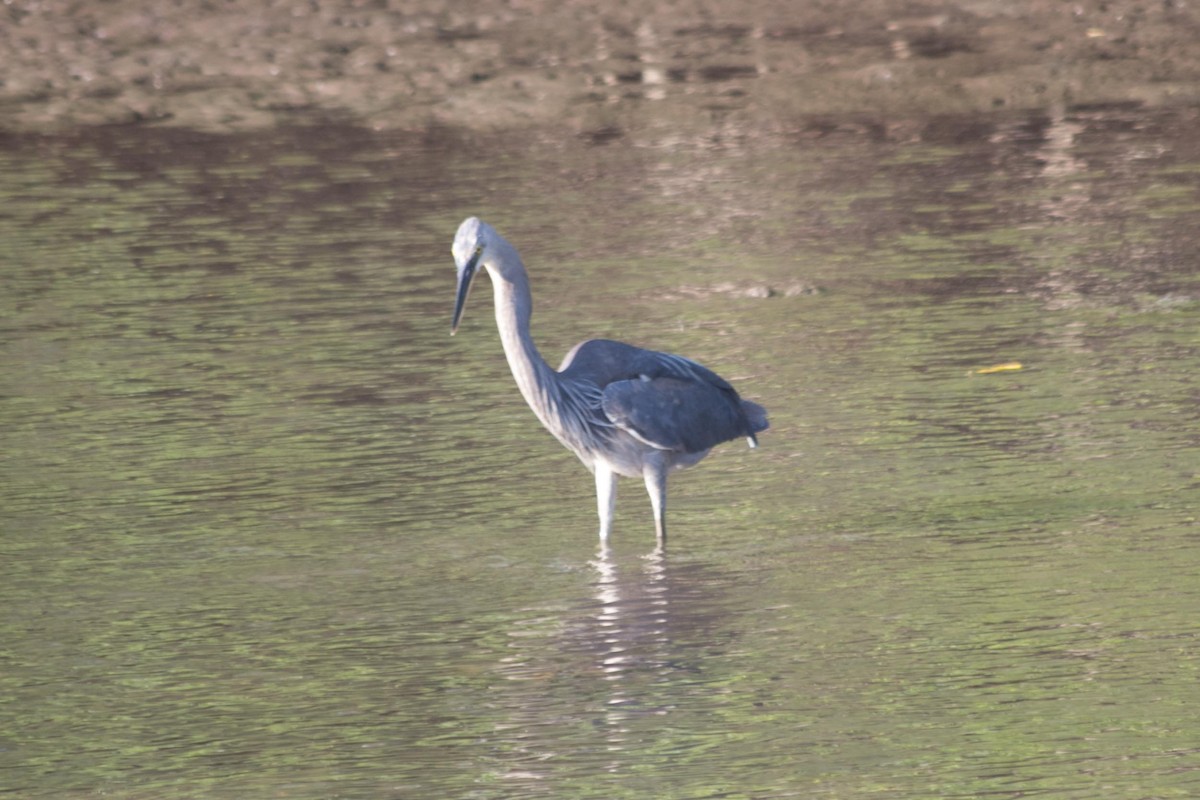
[2,0,1198,135]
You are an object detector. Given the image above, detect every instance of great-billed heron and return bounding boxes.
[451,217,767,544]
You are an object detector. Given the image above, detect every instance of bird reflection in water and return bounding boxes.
[589,542,672,757]
[488,545,734,785]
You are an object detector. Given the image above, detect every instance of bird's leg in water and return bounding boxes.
[643,461,668,545]
[595,462,617,540]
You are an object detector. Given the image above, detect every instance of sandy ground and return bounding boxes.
[2,0,1198,134]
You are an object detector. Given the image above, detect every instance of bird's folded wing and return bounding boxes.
[601,376,748,453]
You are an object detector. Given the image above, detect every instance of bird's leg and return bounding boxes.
[595,461,617,540]
[642,461,668,545]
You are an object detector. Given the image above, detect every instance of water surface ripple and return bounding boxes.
[2,109,1199,798]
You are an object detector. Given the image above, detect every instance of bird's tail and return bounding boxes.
[741,399,769,447]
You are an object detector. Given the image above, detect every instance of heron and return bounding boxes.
[450,217,768,544]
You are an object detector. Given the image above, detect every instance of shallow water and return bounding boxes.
[2,107,1199,798]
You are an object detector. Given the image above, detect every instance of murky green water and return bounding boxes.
[2,107,1199,798]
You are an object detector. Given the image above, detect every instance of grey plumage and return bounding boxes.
[451,216,767,544]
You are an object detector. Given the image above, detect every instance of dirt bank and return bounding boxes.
[2,0,1198,134]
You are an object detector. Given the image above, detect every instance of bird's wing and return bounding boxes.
[558,339,642,377]
[601,373,750,453]
[560,340,759,452]
[560,340,734,391]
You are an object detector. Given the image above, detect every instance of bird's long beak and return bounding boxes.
[450,249,481,335]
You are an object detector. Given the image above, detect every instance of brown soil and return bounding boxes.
[2,0,1198,134]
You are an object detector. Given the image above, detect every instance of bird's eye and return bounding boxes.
[474,245,484,256]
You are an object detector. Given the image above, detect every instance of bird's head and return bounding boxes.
[453,217,523,335]
[450,217,489,335]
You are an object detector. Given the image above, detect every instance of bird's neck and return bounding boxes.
[489,265,559,421]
